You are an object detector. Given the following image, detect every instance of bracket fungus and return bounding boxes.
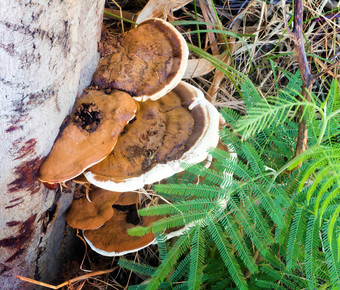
[39,90,137,184]
[84,81,220,192]
[66,188,139,230]
[83,207,157,257]
[92,18,189,102]
[40,17,223,258]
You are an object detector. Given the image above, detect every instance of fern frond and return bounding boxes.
[188,226,206,290]
[234,93,315,140]
[255,279,282,289]
[138,199,219,216]
[146,228,194,290]
[306,164,340,205]
[305,214,321,289]
[220,215,258,273]
[327,205,340,250]
[241,76,265,109]
[280,70,302,97]
[326,79,339,115]
[240,143,265,175]
[261,265,297,289]
[322,222,340,287]
[248,182,284,228]
[173,281,189,289]
[169,255,190,283]
[182,163,232,187]
[149,212,209,233]
[155,233,168,261]
[220,107,241,125]
[228,197,272,254]
[206,218,248,289]
[286,206,307,270]
[287,145,340,173]
[118,258,156,277]
[318,184,340,218]
[154,183,227,199]
[239,192,274,245]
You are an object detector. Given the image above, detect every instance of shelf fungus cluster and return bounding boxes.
[39,18,220,256]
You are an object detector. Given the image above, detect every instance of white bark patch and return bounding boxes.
[0,0,105,288]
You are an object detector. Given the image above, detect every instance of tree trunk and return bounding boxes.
[0,1,105,288]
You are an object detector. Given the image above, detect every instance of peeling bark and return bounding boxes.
[0,0,105,288]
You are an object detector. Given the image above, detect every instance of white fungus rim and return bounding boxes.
[133,18,189,102]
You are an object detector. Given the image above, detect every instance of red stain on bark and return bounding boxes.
[5,201,24,209]
[0,214,37,249]
[5,126,20,133]
[6,221,21,227]
[6,114,31,133]
[9,197,22,203]
[5,249,26,263]
[8,157,42,195]
[14,138,37,160]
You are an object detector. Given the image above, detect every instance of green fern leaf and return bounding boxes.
[255,280,283,289]
[118,258,156,277]
[149,212,209,233]
[206,218,248,289]
[239,192,274,245]
[188,226,206,290]
[286,206,307,270]
[154,183,228,199]
[155,233,168,261]
[146,228,194,290]
[228,197,272,255]
[261,265,297,289]
[322,222,340,287]
[220,214,258,273]
[169,255,190,283]
[305,214,321,289]
[138,199,218,216]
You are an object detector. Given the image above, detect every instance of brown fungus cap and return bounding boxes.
[39,90,137,184]
[92,18,188,102]
[87,86,197,183]
[85,82,221,192]
[66,188,139,230]
[84,207,157,256]
[66,188,120,230]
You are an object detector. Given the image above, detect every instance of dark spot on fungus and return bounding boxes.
[113,204,140,225]
[74,102,103,133]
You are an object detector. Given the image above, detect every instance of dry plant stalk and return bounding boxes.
[283,0,312,157]
[17,267,118,289]
[283,0,340,158]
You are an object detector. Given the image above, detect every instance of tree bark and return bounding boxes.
[0,0,105,288]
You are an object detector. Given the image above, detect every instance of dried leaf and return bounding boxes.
[136,0,192,23]
[183,58,215,79]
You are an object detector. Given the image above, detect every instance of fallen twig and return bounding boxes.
[17,267,118,289]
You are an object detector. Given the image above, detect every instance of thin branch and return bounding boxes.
[282,0,312,158]
[17,267,118,289]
